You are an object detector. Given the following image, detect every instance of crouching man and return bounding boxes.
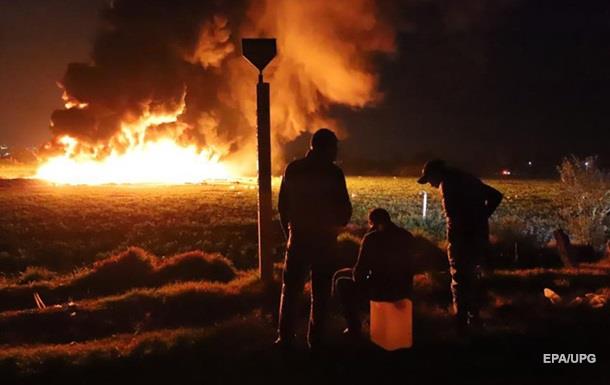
[333,208,414,338]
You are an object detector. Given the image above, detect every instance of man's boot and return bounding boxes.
[342,325,362,340]
[455,311,470,337]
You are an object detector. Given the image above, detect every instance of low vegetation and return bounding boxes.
[0,273,264,345]
[557,156,610,252]
[1,176,608,383]
[0,247,237,312]
[1,262,609,384]
[0,177,568,276]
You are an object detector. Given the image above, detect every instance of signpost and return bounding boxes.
[242,38,276,282]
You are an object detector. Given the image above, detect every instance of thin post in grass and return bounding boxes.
[421,191,428,219]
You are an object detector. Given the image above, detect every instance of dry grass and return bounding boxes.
[0,272,265,345]
[0,312,276,383]
[156,250,236,283]
[0,178,608,383]
[0,247,237,313]
[487,266,610,295]
[1,264,610,384]
[17,266,57,284]
[0,178,566,273]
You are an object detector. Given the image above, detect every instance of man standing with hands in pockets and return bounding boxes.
[275,128,352,351]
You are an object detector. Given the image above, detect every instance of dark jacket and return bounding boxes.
[440,168,503,243]
[353,223,414,301]
[278,150,352,239]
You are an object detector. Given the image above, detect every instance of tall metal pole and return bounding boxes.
[241,38,276,283]
[257,73,273,282]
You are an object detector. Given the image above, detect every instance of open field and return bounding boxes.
[1,177,608,384]
[0,177,563,273]
[0,163,36,180]
[1,254,609,384]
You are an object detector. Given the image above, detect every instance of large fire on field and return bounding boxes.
[36,0,396,185]
[36,110,231,185]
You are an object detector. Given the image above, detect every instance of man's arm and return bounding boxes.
[353,234,373,283]
[440,180,459,219]
[402,230,415,279]
[335,168,352,226]
[278,167,290,239]
[483,183,503,217]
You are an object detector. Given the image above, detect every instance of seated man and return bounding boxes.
[333,208,414,337]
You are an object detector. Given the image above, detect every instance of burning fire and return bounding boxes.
[37,106,231,185]
[36,136,229,185]
[36,0,396,185]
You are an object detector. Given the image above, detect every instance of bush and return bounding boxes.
[557,156,610,253]
[156,251,236,283]
[336,232,361,269]
[410,235,448,272]
[18,266,57,284]
[490,217,545,267]
[74,248,237,296]
[0,248,240,312]
[73,247,156,295]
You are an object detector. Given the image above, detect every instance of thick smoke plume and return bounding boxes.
[45,0,396,174]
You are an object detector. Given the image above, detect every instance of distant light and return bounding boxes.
[501,169,512,176]
[585,161,590,167]
[528,161,532,167]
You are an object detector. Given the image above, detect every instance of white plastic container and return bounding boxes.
[370,298,413,350]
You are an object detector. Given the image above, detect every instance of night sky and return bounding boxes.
[0,0,107,147]
[1,0,609,175]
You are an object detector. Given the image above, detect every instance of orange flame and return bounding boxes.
[37,107,232,185]
[37,0,395,185]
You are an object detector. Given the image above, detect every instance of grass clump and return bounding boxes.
[73,247,237,296]
[557,155,610,253]
[17,266,56,285]
[0,272,262,345]
[156,251,236,284]
[73,248,157,295]
[336,232,361,269]
[411,234,447,273]
[0,247,238,312]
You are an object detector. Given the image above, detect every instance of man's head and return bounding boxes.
[310,128,338,162]
[417,159,446,188]
[368,208,392,230]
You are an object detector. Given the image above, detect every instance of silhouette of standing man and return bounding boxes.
[418,159,502,334]
[276,128,352,350]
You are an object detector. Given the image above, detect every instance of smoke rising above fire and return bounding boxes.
[42,0,396,179]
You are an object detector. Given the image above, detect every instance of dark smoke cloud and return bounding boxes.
[46,0,397,175]
[52,0,247,151]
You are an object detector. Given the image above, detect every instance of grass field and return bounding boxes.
[0,177,562,273]
[1,177,608,384]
